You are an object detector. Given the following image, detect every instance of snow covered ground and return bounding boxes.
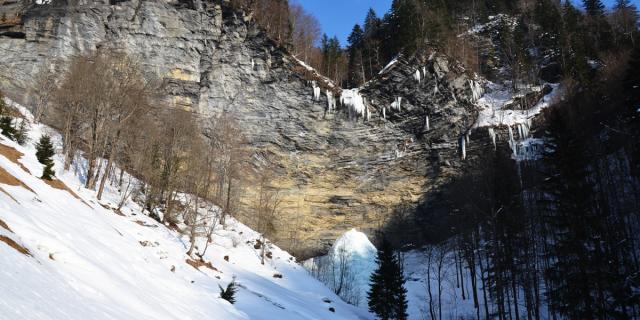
[0,101,372,320]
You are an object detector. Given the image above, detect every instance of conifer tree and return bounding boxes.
[387,0,421,56]
[35,134,55,180]
[583,0,605,18]
[219,280,238,304]
[347,24,366,86]
[367,237,408,320]
[0,90,6,115]
[626,41,640,105]
[0,116,15,140]
[14,119,28,146]
[363,8,380,36]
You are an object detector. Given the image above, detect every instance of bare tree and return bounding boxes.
[251,160,281,265]
[205,112,250,228]
[31,62,59,123]
[95,58,154,199]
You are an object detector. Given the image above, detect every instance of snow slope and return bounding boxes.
[0,101,371,320]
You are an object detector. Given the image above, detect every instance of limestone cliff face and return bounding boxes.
[0,0,481,255]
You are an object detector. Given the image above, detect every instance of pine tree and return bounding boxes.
[364,8,380,36]
[583,0,605,18]
[367,237,408,320]
[219,280,238,304]
[0,116,15,140]
[387,0,421,56]
[0,90,6,115]
[347,24,366,86]
[14,119,28,145]
[35,134,55,180]
[626,42,640,106]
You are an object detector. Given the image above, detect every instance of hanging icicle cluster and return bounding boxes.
[326,90,336,112]
[488,127,496,150]
[468,79,484,101]
[503,120,540,160]
[413,66,428,83]
[390,97,402,111]
[460,135,467,160]
[340,89,369,119]
[414,69,421,83]
[312,81,321,101]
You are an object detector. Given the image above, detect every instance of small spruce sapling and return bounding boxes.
[35,135,55,180]
[219,280,238,304]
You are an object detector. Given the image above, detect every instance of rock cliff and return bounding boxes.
[0,0,483,255]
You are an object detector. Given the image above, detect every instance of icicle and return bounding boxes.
[390,97,402,111]
[251,59,255,70]
[425,115,430,131]
[312,81,321,101]
[414,69,421,83]
[422,66,427,76]
[340,89,366,118]
[460,136,467,160]
[466,133,470,144]
[468,79,484,101]
[383,107,386,120]
[508,125,517,158]
[326,90,336,112]
[488,127,496,150]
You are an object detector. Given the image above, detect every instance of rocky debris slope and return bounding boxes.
[0,0,486,255]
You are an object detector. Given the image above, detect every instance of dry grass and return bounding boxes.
[0,235,31,256]
[0,218,12,233]
[43,179,91,207]
[0,166,35,193]
[0,186,19,203]
[185,258,219,272]
[0,144,29,173]
[134,220,157,228]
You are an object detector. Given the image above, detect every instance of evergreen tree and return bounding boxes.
[583,0,605,18]
[626,41,640,106]
[387,0,421,56]
[0,90,6,115]
[347,24,366,86]
[367,237,408,320]
[581,0,613,51]
[347,24,364,47]
[219,280,238,304]
[0,116,15,140]
[364,8,381,36]
[14,119,28,146]
[35,134,55,180]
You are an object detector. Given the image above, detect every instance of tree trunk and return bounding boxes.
[97,154,115,200]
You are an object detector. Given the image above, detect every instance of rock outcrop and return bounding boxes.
[0,0,482,256]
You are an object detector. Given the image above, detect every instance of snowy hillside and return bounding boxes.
[0,102,371,320]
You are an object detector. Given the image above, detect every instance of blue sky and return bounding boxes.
[295,0,639,46]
